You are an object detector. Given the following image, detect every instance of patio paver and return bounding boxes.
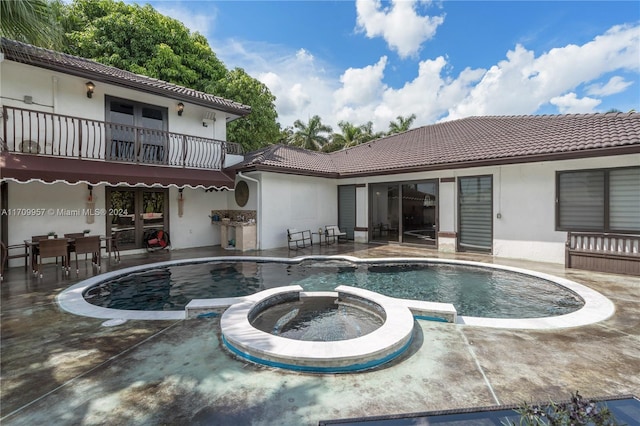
[1,243,639,425]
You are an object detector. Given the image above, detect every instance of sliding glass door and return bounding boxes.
[401,182,437,245]
[371,184,400,242]
[370,180,437,246]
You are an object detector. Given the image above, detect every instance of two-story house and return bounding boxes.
[1,38,251,259]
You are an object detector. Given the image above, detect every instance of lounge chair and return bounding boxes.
[325,225,347,243]
[287,229,312,250]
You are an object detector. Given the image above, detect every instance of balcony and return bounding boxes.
[1,106,243,169]
[1,106,243,189]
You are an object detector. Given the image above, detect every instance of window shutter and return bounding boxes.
[459,176,492,251]
[558,171,604,230]
[610,168,640,232]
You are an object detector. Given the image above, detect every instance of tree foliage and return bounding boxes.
[210,68,280,151]
[61,0,226,91]
[290,115,332,151]
[324,120,384,152]
[0,0,63,48]
[56,0,279,151]
[388,114,417,135]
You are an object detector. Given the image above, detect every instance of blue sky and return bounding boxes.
[143,0,640,132]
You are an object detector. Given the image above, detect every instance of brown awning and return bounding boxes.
[1,153,235,189]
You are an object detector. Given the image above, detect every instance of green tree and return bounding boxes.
[0,0,63,48]
[323,120,384,152]
[388,114,417,135]
[210,68,280,151]
[58,0,280,151]
[62,0,226,91]
[291,115,332,151]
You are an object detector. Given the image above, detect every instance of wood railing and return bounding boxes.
[566,232,640,276]
[2,106,243,170]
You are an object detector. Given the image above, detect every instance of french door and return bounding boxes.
[107,188,169,249]
[106,97,168,164]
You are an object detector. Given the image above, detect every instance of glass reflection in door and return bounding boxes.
[142,191,165,242]
[109,190,136,249]
[402,182,437,246]
[371,184,399,242]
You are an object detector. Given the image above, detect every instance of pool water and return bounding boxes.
[84,261,584,318]
[250,297,385,341]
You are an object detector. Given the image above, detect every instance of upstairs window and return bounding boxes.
[557,167,640,233]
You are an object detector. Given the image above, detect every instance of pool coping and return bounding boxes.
[56,255,615,330]
[219,285,416,372]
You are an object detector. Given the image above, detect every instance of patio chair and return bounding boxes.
[287,229,312,250]
[102,232,121,262]
[64,232,86,260]
[325,225,348,244]
[36,238,70,278]
[73,235,101,273]
[30,235,49,273]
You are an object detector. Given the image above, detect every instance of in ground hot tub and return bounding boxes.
[251,294,386,341]
[220,286,416,373]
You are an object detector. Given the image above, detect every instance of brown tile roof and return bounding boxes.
[236,144,340,177]
[0,38,251,117]
[235,113,640,177]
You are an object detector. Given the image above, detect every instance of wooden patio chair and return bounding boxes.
[36,238,69,278]
[73,235,101,273]
[64,232,86,261]
[30,235,49,273]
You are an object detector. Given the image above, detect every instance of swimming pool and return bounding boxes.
[57,255,615,330]
[81,259,583,318]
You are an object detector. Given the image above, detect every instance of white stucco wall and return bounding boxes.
[274,153,639,264]
[0,60,229,142]
[4,182,108,266]
[257,172,338,250]
[168,187,229,250]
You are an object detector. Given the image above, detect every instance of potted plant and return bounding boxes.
[47,231,56,239]
[83,229,90,235]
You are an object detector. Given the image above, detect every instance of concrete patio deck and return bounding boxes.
[1,242,639,425]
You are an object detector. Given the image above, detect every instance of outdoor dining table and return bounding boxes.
[24,235,114,274]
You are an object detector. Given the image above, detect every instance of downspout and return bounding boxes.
[236,171,261,250]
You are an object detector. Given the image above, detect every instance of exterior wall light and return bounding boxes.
[86,81,95,98]
[177,102,185,116]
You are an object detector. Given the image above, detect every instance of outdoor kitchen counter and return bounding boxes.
[215,221,257,251]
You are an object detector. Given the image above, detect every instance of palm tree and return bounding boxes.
[388,114,417,135]
[360,121,385,142]
[326,121,385,152]
[331,121,364,150]
[0,0,62,48]
[291,115,332,151]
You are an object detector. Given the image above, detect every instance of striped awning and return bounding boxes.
[1,153,235,190]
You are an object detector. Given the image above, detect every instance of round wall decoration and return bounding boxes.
[235,180,250,207]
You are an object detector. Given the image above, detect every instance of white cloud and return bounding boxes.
[355,0,444,59]
[334,57,388,109]
[213,22,639,134]
[259,72,311,115]
[550,93,601,114]
[444,24,640,120]
[216,40,338,129]
[586,76,634,96]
